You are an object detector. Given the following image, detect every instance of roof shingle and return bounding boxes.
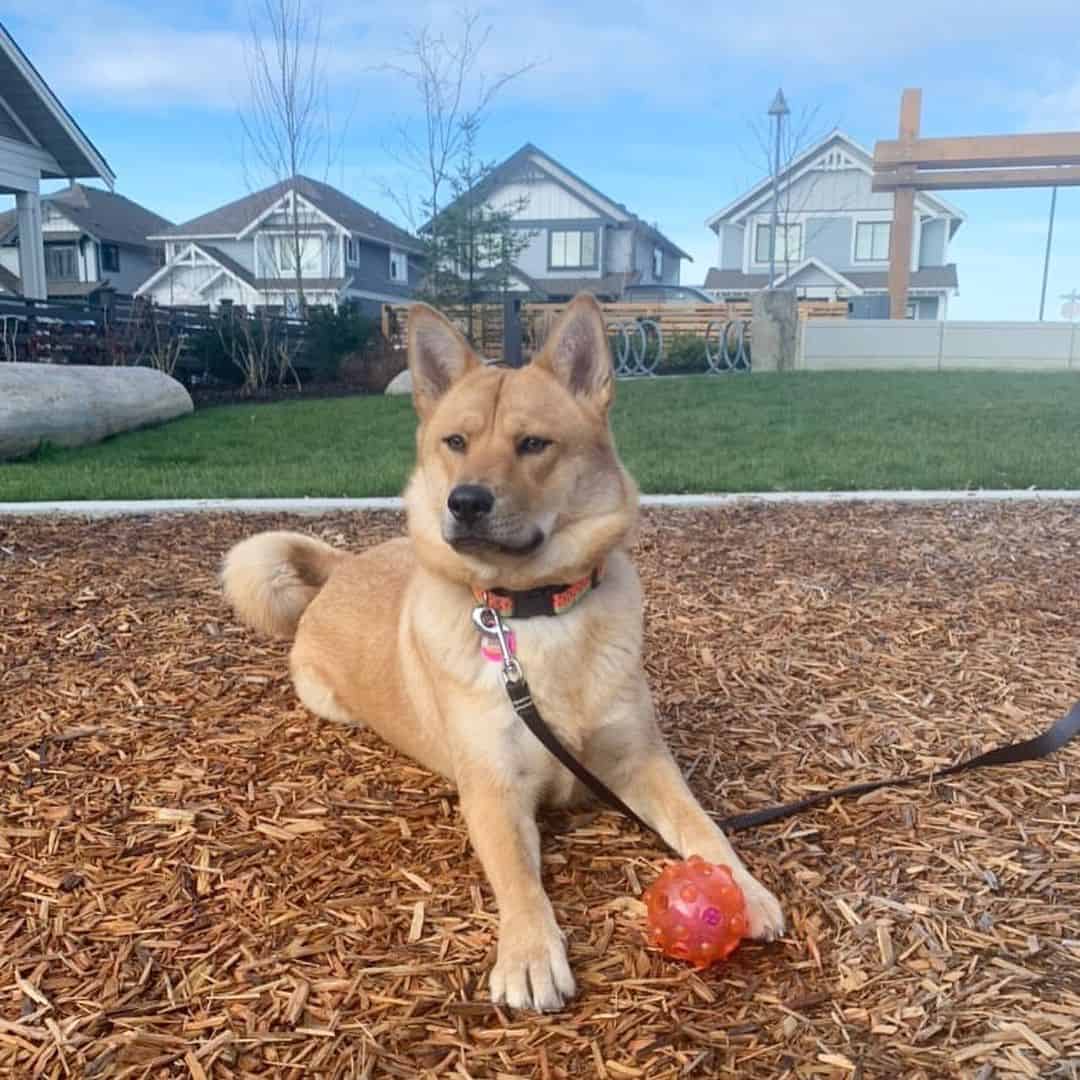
[160,177,423,254]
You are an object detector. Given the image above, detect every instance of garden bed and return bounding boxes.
[2,504,1078,1077]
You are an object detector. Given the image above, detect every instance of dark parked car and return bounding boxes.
[620,284,717,304]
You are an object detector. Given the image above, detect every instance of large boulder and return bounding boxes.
[384,368,413,396]
[0,363,194,460]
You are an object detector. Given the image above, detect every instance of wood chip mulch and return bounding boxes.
[1,505,1078,1079]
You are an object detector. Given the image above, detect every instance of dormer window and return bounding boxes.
[389,249,407,282]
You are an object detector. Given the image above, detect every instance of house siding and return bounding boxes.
[109,247,162,295]
[634,230,679,284]
[205,238,255,274]
[488,177,599,221]
[719,225,743,270]
[806,217,851,270]
[511,222,608,280]
[919,218,947,268]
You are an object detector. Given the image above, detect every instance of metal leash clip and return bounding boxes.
[471,606,524,686]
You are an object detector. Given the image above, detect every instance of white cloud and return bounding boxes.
[10,0,1080,114]
[1018,77,1080,131]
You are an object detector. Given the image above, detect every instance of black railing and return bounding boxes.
[0,295,309,379]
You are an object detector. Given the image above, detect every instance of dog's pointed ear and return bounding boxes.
[536,294,614,411]
[407,303,481,418]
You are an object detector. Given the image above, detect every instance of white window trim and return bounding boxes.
[549,228,597,270]
[389,248,407,282]
[750,220,803,268]
[261,231,325,278]
[853,220,891,263]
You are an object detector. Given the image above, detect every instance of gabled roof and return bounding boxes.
[157,176,424,254]
[0,24,114,185]
[136,240,349,300]
[0,183,172,249]
[429,143,692,261]
[772,256,864,294]
[705,130,966,233]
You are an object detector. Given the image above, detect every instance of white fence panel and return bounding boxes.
[800,319,1080,372]
[940,322,1073,370]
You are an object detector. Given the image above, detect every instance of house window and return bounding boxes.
[855,222,890,261]
[346,237,359,265]
[389,249,407,282]
[269,234,322,277]
[652,246,663,280]
[101,244,120,273]
[45,245,78,281]
[549,229,596,269]
[754,223,801,264]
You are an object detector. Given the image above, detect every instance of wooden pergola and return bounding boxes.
[873,89,1080,318]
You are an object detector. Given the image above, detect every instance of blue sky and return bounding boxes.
[6,1,1080,319]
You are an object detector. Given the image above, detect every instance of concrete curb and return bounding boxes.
[3,490,1080,518]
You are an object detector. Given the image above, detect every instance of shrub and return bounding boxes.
[659,333,709,375]
[304,303,378,381]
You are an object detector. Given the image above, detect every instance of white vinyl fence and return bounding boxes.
[799,319,1080,372]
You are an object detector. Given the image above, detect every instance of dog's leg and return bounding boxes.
[457,769,575,1012]
[590,720,785,941]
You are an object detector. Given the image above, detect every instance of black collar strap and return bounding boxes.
[474,565,604,619]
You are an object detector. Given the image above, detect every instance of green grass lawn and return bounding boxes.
[3,372,1080,500]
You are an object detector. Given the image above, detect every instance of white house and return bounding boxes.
[429,143,692,300]
[0,24,115,300]
[139,176,424,316]
[703,130,966,319]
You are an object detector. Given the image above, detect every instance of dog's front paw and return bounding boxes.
[735,872,785,941]
[490,912,576,1012]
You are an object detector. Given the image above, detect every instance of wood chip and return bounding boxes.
[2,505,1078,1079]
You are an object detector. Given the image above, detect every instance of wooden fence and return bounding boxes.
[382,300,848,362]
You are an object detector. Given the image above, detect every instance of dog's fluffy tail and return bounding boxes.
[222,531,343,639]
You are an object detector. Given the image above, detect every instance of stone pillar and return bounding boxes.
[751,289,798,371]
[16,187,47,301]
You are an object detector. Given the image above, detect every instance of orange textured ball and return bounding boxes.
[643,856,747,969]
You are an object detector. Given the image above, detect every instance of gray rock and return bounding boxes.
[384,368,413,396]
[0,363,194,460]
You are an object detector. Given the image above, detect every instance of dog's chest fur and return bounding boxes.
[424,553,645,807]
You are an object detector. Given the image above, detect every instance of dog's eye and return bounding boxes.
[517,436,551,456]
[444,434,467,453]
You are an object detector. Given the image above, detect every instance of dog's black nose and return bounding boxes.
[448,484,495,525]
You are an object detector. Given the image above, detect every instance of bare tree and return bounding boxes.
[241,0,337,314]
[742,103,846,283]
[382,9,538,308]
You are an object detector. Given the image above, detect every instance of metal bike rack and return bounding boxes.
[611,319,663,377]
[704,319,751,373]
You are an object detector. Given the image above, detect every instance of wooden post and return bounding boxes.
[888,89,921,319]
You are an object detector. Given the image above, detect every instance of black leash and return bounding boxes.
[477,601,1080,844]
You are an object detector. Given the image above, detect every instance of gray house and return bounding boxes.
[431,143,691,300]
[138,176,423,315]
[704,131,965,319]
[0,183,171,299]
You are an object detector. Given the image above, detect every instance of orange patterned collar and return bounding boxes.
[473,565,605,619]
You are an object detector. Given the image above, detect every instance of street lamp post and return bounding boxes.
[768,89,790,289]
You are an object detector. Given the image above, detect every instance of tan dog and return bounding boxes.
[222,295,783,1011]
